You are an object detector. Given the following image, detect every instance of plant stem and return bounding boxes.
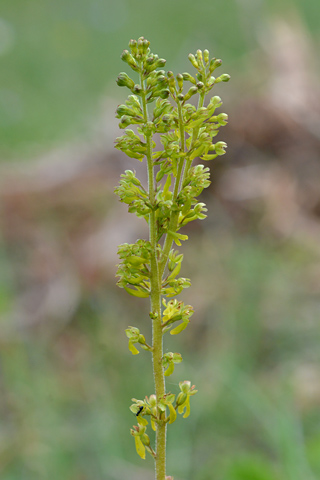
[140,72,166,480]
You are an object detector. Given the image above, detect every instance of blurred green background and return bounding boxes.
[1,0,320,479]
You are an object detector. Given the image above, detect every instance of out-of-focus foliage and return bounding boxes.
[1,0,320,479]
[0,0,319,159]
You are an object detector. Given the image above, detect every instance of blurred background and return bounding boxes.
[1,0,320,479]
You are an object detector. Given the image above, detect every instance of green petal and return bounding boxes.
[128,340,139,355]
[151,417,156,431]
[134,435,146,459]
[168,402,177,424]
[164,362,174,376]
[183,396,191,418]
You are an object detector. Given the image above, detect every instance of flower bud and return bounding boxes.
[176,392,187,406]
[116,72,135,89]
[207,76,215,87]
[184,86,198,101]
[215,74,230,83]
[221,73,231,82]
[208,96,222,108]
[167,72,176,91]
[121,50,138,70]
[203,49,209,64]
[176,73,183,91]
[177,93,184,102]
[155,58,166,69]
[146,54,158,65]
[182,72,196,84]
[141,433,150,446]
[209,58,222,72]
[116,104,133,117]
[133,84,142,95]
[196,49,203,68]
[137,37,150,57]
[196,72,204,83]
[155,75,167,88]
[188,54,199,70]
[119,115,131,128]
[158,89,170,99]
[162,114,171,123]
[129,39,138,56]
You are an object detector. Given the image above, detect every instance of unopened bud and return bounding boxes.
[116,104,133,117]
[141,433,150,446]
[129,39,138,56]
[119,115,131,128]
[133,84,142,95]
[121,50,138,70]
[209,58,222,72]
[184,86,198,101]
[182,72,196,84]
[188,54,199,70]
[221,73,231,82]
[209,96,222,108]
[116,72,135,89]
[176,73,183,91]
[162,114,171,123]
[137,37,150,57]
[176,392,187,406]
[155,58,166,68]
[203,49,209,64]
[156,75,167,87]
[196,49,203,67]
[158,89,170,99]
[215,73,230,83]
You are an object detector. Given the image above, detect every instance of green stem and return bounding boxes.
[140,72,166,480]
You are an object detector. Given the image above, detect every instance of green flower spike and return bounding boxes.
[115,37,228,476]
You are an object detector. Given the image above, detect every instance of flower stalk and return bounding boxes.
[115,37,229,479]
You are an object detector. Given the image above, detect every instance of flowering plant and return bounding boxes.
[115,37,229,480]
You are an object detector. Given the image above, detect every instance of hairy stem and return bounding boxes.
[140,72,166,480]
